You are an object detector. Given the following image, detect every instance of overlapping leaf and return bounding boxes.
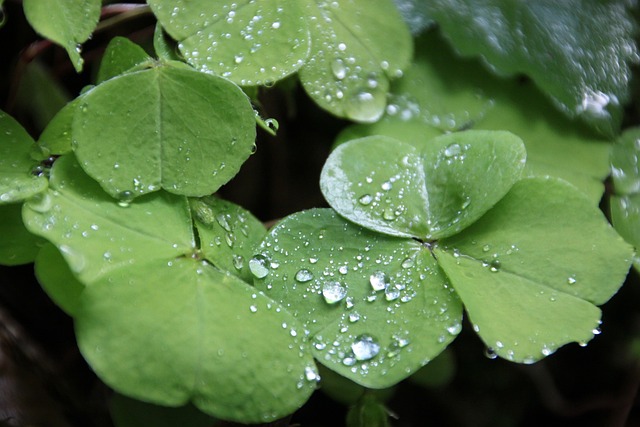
[252,209,462,388]
[72,64,256,200]
[0,203,43,265]
[22,155,317,423]
[298,0,412,122]
[149,0,310,86]
[321,132,525,240]
[424,0,638,136]
[341,31,611,204]
[97,37,152,84]
[610,128,640,269]
[312,134,632,366]
[0,110,47,203]
[23,0,101,72]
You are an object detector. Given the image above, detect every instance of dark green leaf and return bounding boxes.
[346,393,390,427]
[0,203,42,265]
[425,0,638,136]
[97,37,152,84]
[253,209,462,388]
[72,64,256,199]
[23,0,100,71]
[0,110,47,203]
[149,0,310,86]
[153,22,181,62]
[111,393,218,427]
[34,243,84,316]
[36,99,78,159]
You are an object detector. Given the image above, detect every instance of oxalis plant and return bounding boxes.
[1,0,640,426]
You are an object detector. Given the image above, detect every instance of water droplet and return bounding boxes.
[233,255,244,270]
[304,366,319,382]
[381,181,392,191]
[322,281,347,304]
[385,285,400,301]
[249,305,258,313]
[295,269,314,282]
[489,259,501,272]
[338,265,348,275]
[369,271,389,291]
[485,347,498,359]
[567,275,577,285]
[345,90,384,122]
[382,207,396,221]
[358,194,373,205]
[117,190,134,207]
[249,255,270,278]
[401,257,414,269]
[444,143,461,157]
[446,322,462,335]
[331,58,347,79]
[351,334,380,361]
[264,118,279,132]
[348,312,360,322]
[482,244,490,252]
[216,213,232,232]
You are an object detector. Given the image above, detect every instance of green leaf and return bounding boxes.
[190,196,267,283]
[111,393,218,427]
[34,243,84,316]
[381,31,611,204]
[23,0,100,72]
[97,37,152,84]
[23,155,317,422]
[409,349,455,389]
[346,393,390,427]
[392,0,434,35]
[435,177,633,362]
[77,258,317,423]
[0,110,47,203]
[36,99,79,159]
[0,203,43,265]
[153,22,181,62]
[72,64,256,199]
[610,128,640,269]
[321,131,525,240]
[299,0,412,122]
[149,0,310,86]
[252,209,462,388]
[23,155,195,284]
[335,118,441,150]
[424,0,638,136]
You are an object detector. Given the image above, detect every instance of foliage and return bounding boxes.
[0,0,639,425]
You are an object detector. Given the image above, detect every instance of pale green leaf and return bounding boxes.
[190,196,266,283]
[299,0,412,122]
[23,0,101,72]
[0,110,47,203]
[111,393,218,427]
[77,258,317,423]
[149,0,310,85]
[23,155,195,284]
[72,64,256,199]
[252,209,462,388]
[321,131,525,240]
[424,0,638,136]
[435,177,633,361]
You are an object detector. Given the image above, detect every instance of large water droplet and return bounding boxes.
[233,255,244,270]
[322,281,347,304]
[444,143,461,157]
[385,284,400,301]
[358,194,373,205]
[295,269,314,282]
[331,58,347,79]
[345,90,384,122]
[351,334,380,361]
[369,271,389,291]
[249,255,270,278]
[216,213,232,232]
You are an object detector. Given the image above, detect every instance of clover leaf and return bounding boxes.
[253,132,631,386]
[321,131,526,240]
[252,208,462,388]
[148,0,310,86]
[298,0,412,122]
[0,110,47,203]
[22,155,318,423]
[610,128,640,270]
[424,0,638,137]
[97,37,152,84]
[72,63,256,200]
[23,0,100,72]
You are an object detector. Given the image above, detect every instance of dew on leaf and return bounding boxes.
[233,254,244,270]
[348,312,360,323]
[295,269,314,282]
[331,58,347,80]
[216,213,232,232]
[484,347,498,359]
[567,275,577,285]
[249,305,258,313]
[322,281,347,304]
[381,181,392,191]
[401,257,414,268]
[358,194,373,205]
[382,207,397,221]
[447,321,462,335]
[369,271,389,291]
[304,366,320,382]
[489,259,501,272]
[351,334,380,361]
[385,285,400,301]
[444,143,462,157]
[249,254,270,278]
